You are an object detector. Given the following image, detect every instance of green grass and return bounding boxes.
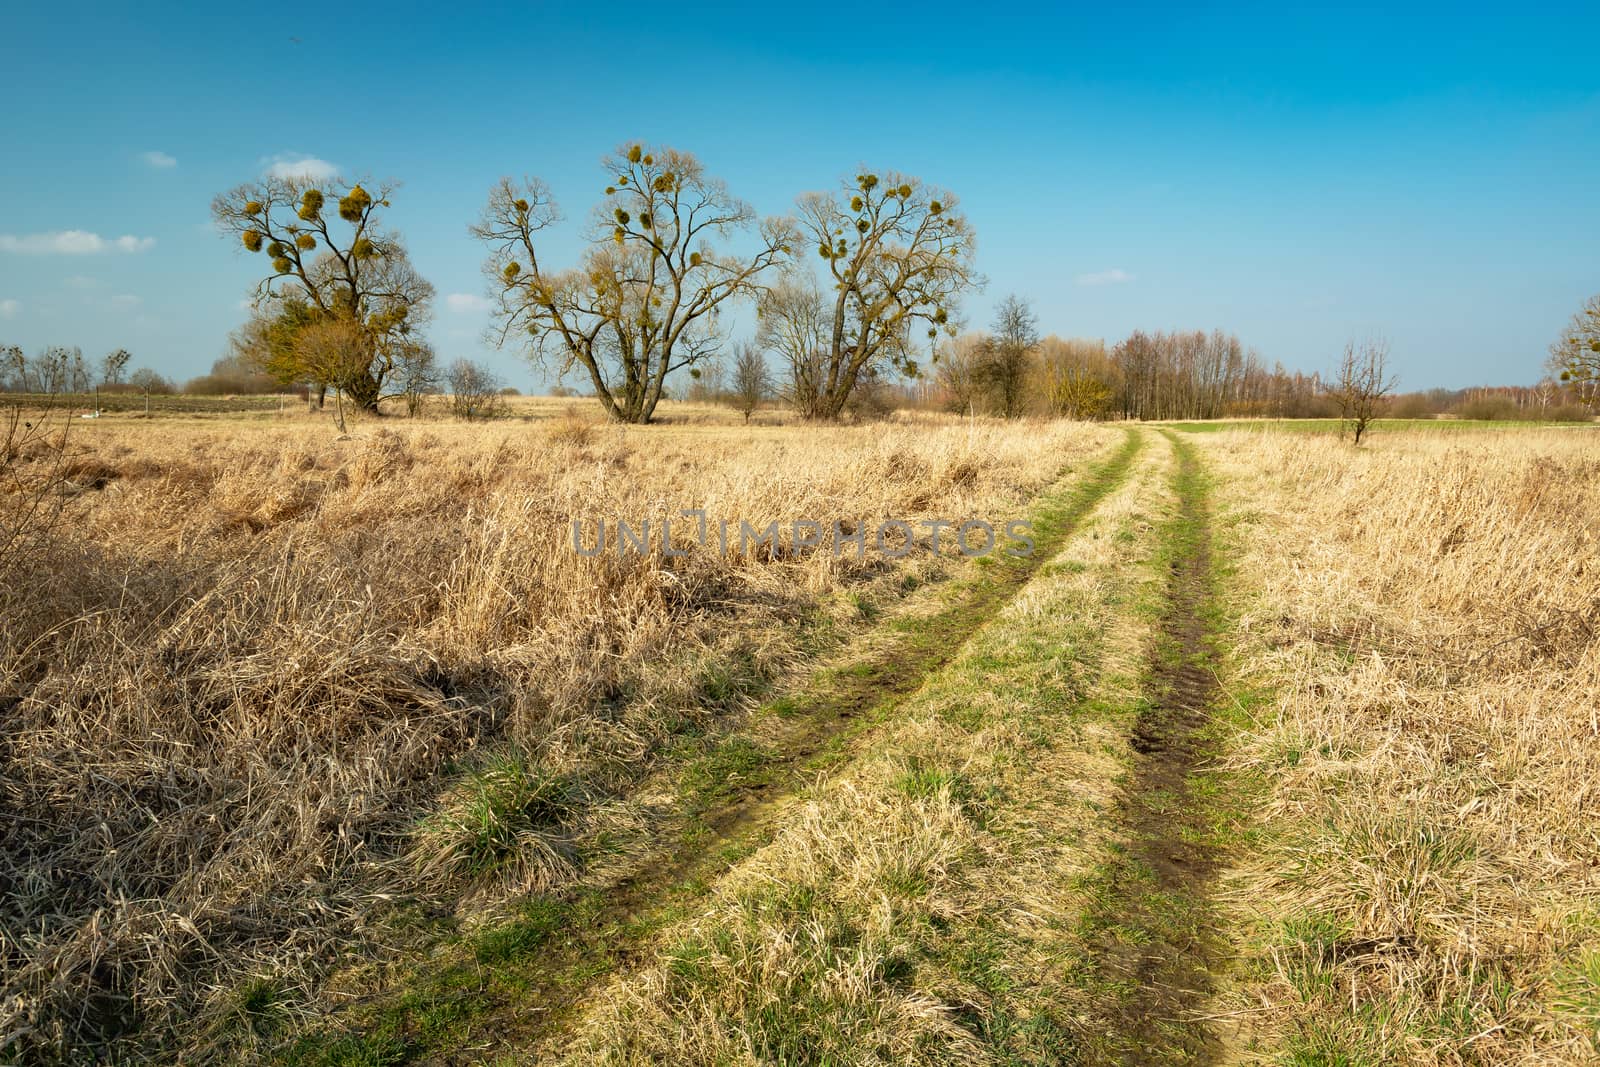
[562,429,1227,1064]
[471,896,574,965]
[553,469,1146,1064]
[891,755,977,810]
[413,752,575,885]
[1046,430,1267,1064]
[679,735,773,812]
[1552,949,1600,1051]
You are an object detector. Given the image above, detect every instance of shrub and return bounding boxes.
[448,359,505,420]
[546,409,594,448]
[1544,403,1593,422]
[1455,395,1522,421]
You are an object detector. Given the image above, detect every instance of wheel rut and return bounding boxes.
[292,429,1146,1064]
[1077,430,1231,1065]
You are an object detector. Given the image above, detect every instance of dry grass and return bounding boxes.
[0,404,1109,1057]
[1205,427,1600,1064]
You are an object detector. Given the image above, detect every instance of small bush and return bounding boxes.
[1543,403,1593,423]
[546,407,594,448]
[1454,395,1522,421]
[448,359,505,421]
[1386,392,1440,419]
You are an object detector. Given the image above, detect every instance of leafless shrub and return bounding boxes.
[729,342,770,423]
[0,397,71,576]
[449,358,504,421]
[1329,336,1399,444]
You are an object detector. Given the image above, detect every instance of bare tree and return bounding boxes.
[1549,292,1600,410]
[730,342,771,423]
[128,367,174,394]
[1330,337,1398,445]
[100,348,131,387]
[448,358,504,421]
[395,341,440,416]
[66,349,91,394]
[474,144,793,424]
[1531,377,1558,418]
[2,345,30,393]
[974,295,1039,417]
[934,332,985,414]
[212,175,435,411]
[790,170,978,419]
[33,347,71,395]
[758,277,831,418]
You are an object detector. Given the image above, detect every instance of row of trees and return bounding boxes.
[27,139,1574,427]
[915,296,1596,426]
[1,345,149,394]
[212,144,974,423]
[0,339,517,424]
[923,300,1343,423]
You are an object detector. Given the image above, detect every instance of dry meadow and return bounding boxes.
[1205,426,1600,1064]
[2,405,1597,1064]
[0,399,1111,1058]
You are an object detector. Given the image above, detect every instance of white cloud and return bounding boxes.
[1074,268,1135,286]
[140,150,177,169]
[446,292,491,313]
[0,299,19,319]
[108,294,142,311]
[65,274,98,288]
[0,230,156,255]
[263,153,340,181]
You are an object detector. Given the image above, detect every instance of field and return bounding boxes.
[2,404,1598,1064]
[1165,417,1597,434]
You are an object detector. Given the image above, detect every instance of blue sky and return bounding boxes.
[2,2,1597,391]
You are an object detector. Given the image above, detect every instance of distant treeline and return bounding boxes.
[4,332,1590,424]
[0,344,304,400]
[684,301,1591,422]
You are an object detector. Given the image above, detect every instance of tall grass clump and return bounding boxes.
[412,751,579,893]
